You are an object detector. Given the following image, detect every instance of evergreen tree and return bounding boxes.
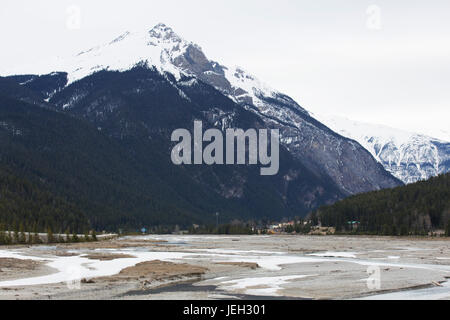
[71,233,79,243]
[0,230,5,245]
[58,234,65,243]
[33,232,41,244]
[19,224,26,244]
[6,231,12,245]
[0,223,5,245]
[13,228,19,244]
[47,227,54,244]
[32,224,41,244]
[91,230,97,242]
[83,230,91,242]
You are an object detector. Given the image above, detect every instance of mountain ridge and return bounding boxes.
[36,23,400,195]
[316,114,450,184]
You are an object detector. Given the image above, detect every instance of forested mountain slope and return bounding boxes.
[314,173,450,235]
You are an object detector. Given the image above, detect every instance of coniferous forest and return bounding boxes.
[0,165,88,235]
[313,173,450,236]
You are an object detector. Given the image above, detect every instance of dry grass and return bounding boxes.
[95,260,208,283]
[0,258,42,272]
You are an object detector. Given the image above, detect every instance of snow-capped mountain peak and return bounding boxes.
[3,23,308,119]
[148,23,182,42]
[62,24,194,83]
[316,114,450,184]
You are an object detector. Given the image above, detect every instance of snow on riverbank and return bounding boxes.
[358,281,450,300]
[0,249,189,287]
[1,235,450,300]
[217,275,316,296]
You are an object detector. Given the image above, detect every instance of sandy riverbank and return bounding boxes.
[0,235,449,300]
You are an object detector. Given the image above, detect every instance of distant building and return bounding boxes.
[347,221,360,230]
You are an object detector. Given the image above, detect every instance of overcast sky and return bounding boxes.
[1,0,449,139]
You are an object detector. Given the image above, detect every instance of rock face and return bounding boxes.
[317,115,450,184]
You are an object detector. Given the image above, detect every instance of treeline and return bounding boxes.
[284,220,313,234]
[189,223,256,235]
[312,173,450,236]
[0,166,89,234]
[0,226,98,245]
